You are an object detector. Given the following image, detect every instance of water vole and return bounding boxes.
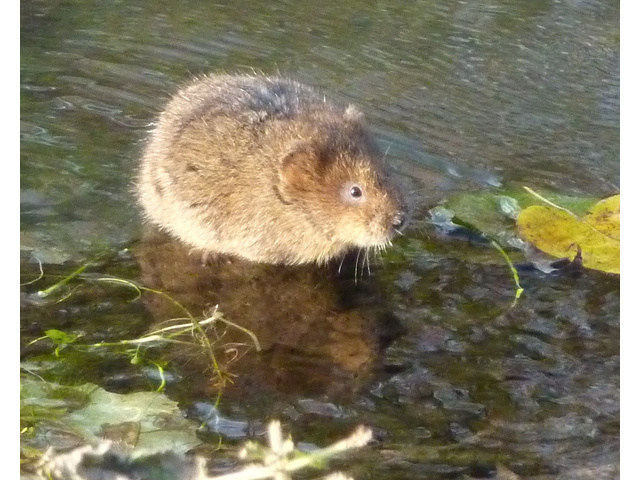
[136,74,407,265]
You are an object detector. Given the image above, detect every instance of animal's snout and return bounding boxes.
[392,210,407,230]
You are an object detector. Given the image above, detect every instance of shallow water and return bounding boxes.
[20,0,619,478]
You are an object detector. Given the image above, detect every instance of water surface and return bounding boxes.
[20,1,619,478]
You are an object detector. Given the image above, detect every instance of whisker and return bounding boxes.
[382,144,392,167]
[355,248,362,284]
[338,253,346,274]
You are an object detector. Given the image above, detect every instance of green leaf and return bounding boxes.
[20,377,202,453]
[44,329,80,345]
[442,189,598,239]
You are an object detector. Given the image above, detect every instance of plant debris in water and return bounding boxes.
[34,420,372,480]
[432,187,620,275]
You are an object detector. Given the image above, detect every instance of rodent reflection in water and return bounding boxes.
[134,229,403,398]
[136,74,408,265]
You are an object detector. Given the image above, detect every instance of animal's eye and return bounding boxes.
[341,183,365,204]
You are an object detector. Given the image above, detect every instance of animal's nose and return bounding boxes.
[392,210,407,230]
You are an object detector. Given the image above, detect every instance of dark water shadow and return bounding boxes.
[133,228,405,402]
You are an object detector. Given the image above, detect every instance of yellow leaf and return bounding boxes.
[584,194,620,241]
[517,198,620,274]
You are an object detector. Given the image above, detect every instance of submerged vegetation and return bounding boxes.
[24,265,262,392]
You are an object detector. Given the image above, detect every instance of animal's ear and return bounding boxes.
[344,104,364,123]
[277,143,320,204]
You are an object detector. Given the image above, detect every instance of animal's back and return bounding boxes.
[159,75,328,133]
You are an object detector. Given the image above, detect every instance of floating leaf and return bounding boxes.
[584,194,620,241]
[20,377,202,453]
[517,196,620,274]
[442,189,598,240]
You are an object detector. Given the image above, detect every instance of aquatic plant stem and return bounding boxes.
[490,240,524,306]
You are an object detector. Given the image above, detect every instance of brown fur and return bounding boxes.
[136,74,407,265]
